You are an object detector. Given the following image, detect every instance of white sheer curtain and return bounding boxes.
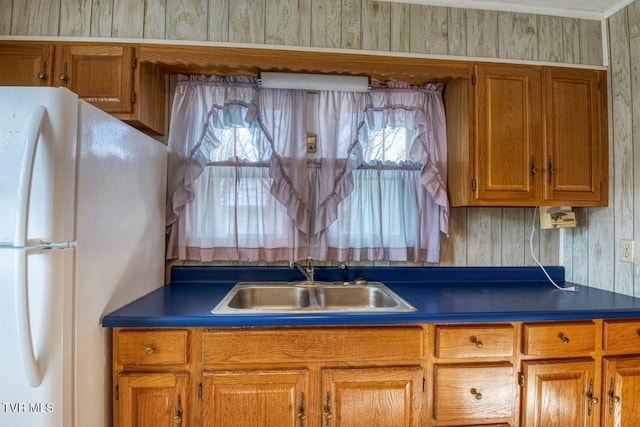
[165,75,309,261]
[312,82,448,263]
[166,76,448,263]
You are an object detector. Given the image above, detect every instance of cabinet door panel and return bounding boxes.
[0,43,54,86]
[602,357,640,427]
[202,370,308,427]
[543,68,606,204]
[474,64,542,203]
[117,372,188,427]
[60,44,134,114]
[322,367,422,427]
[521,359,597,427]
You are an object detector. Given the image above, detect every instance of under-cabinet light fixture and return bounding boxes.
[259,72,370,92]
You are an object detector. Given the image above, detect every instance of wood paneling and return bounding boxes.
[7,0,640,297]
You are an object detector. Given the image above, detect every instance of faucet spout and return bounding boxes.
[291,257,314,282]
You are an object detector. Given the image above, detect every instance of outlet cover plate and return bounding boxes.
[621,239,634,263]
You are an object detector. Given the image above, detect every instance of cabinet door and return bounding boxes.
[543,67,607,205]
[602,357,640,427]
[473,64,542,204]
[58,44,135,114]
[322,367,422,427]
[202,370,308,427]
[117,372,189,427]
[0,43,54,86]
[521,359,598,427]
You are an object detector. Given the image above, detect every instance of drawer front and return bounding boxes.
[203,327,424,364]
[603,319,640,352]
[117,329,188,365]
[522,321,595,356]
[435,324,514,358]
[433,364,514,422]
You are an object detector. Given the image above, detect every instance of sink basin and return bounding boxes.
[227,285,311,309]
[315,286,399,309]
[212,281,416,314]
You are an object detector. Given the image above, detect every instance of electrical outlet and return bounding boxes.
[621,239,634,263]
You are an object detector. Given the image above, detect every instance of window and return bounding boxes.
[166,76,448,263]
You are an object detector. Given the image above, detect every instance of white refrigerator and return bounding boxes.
[0,87,167,427]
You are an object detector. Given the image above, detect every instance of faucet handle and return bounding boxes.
[339,263,350,284]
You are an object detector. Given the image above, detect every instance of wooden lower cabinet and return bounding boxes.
[112,320,640,427]
[520,359,598,427]
[202,370,308,427]
[322,367,423,427]
[433,364,515,423]
[602,357,640,426]
[117,372,189,427]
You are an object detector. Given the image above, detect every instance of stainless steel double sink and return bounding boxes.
[212,281,416,314]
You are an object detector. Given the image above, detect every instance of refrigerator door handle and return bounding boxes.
[13,105,46,247]
[13,105,46,388]
[14,249,42,387]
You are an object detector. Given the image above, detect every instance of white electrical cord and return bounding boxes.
[530,208,576,292]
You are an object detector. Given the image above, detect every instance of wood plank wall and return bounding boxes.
[3,0,637,298]
[563,1,640,297]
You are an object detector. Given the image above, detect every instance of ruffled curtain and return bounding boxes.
[365,82,449,236]
[312,82,448,263]
[313,90,367,234]
[165,75,309,260]
[166,76,448,263]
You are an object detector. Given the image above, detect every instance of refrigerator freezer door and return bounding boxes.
[0,87,77,246]
[0,247,74,427]
[74,100,167,427]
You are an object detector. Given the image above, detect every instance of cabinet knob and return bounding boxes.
[560,335,570,344]
[474,392,483,400]
[474,339,483,348]
[37,62,48,82]
[58,63,69,87]
[144,346,154,355]
[173,415,182,424]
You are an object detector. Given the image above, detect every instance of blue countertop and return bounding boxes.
[102,266,640,327]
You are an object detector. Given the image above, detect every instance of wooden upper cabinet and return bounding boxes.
[543,67,608,205]
[0,41,165,135]
[446,63,608,207]
[473,63,543,204]
[58,44,135,114]
[0,43,54,86]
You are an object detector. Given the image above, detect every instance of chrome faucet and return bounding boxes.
[291,257,314,283]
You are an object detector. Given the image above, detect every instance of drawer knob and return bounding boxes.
[144,346,154,355]
[474,339,483,348]
[474,392,483,400]
[560,335,570,344]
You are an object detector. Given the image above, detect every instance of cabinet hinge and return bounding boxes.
[198,383,202,399]
[132,56,137,69]
[518,373,525,387]
[471,179,477,191]
[472,73,477,85]
[131,92,136,104]
[115,384,119,400]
